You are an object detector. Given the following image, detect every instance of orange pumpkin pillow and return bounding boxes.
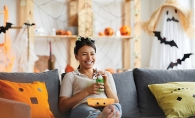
[0,80,54,118]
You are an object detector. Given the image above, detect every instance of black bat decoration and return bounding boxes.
[0,22,13,34]
[153,31,178,48]
[167,53,193,70]
[24,22,35,26]
[167,17,179,22]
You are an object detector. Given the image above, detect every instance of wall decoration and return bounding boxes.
[33,0,135,71]
[12,24,38,72]
[167,53,193,69]
[34,55,56,72]
[0,22,13,34]
[142,0,193,69]
[0,6,15,72]
[153,31,178,48]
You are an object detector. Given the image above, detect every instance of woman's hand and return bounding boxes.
[85,82,104,95]
[98,70,109,84]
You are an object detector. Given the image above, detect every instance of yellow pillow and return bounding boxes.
[148,82,195,118]
[0,80,54,118]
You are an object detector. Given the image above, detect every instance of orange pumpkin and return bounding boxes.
[65,30,72,36]
[104,28,114,36]
[98,32,104,36]
[120,26,131,36]
[56,30,61,35]
[62,31,67,35]
[105,68,115,74]
[65,64,74,73]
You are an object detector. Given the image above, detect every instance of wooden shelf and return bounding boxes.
[34,35,77,38]
[34,35,133,39]
[93,36,133,39]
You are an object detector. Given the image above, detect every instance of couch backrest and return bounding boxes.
[133,68,195,117]
[112,70,140,118]
[0,69,68,118]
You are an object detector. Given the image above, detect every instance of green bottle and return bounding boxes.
[96,75,104,83]
[96,75,104,93]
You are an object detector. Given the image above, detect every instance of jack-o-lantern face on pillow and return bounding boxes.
[104,28,114,36]
[120,26,131,36]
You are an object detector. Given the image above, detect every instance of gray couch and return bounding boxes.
[0,68,195,118]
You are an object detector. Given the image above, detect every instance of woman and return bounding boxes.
[59,36,122,118]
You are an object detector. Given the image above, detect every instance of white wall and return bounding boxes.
[0,0,193,72]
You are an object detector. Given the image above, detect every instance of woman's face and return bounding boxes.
[75,45,96,69]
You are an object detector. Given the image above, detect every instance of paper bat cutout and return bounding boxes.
[167,53,193,70]
[153,31,178,48]
[167,17,179,22]
[0,22,13,34]
[24,23,35,26]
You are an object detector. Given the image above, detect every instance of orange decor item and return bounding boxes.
[56,30,72,35]
[98,32,104,36]
[56,30,61,35]
[0,80,54,118]
[105,68,115,74]
[87,98,115,107]
[65,30,72,36]
[120,25,131,36]
[65,64,74,73]
[104,27,114,36]
[56,30,65,35]
[61,30,66,35]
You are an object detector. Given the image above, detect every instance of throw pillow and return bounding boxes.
[148,82,195,118]
[0,79,54,118]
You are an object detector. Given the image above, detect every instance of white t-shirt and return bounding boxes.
[59,69,117,109]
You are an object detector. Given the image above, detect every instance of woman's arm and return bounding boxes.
[59,83,101,113]
[101,71,119,103]
[59,88,89,113]
[104,82,119,103]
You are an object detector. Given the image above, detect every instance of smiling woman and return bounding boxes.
[59,36,122,118]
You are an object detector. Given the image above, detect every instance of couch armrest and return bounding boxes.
[0,98,31,118]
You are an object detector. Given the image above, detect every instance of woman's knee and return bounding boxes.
[113,103,122,111]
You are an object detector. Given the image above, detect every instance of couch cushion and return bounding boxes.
[0,69,69,118]
[148,82,195,118]
[0,80,54,118]
[112,71,140,118]
[133,68,195,117]
[0,98,31,118]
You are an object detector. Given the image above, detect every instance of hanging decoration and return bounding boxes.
[12,23,38,72]
[142,0,194,70]
[167,53,193,69]
[48,41,54,70]
[0,22,13,34]
[153,31,178,48]
[0,6,15,72]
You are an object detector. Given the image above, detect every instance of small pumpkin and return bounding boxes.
[61,30,66,35]
[65,64,74,73]
[65,30,72,36]
[105,68,115,74]
[98,32,104,36]
[120,26,131,36]
[56,30,61,35]
[104,28,114,36]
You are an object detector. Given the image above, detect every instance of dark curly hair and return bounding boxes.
[74,36,96,55]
